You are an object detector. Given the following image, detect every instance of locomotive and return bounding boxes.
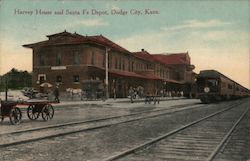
[196,70,249,103]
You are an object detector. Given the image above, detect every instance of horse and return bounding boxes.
[66,88,84,100]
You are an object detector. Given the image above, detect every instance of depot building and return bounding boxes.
[23,30,196,98]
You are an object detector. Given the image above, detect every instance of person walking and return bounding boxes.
[129,87,134,103]
[54,85,60,103]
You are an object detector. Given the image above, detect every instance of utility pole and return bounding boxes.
[105,47,110,99]
[5,76,8,101]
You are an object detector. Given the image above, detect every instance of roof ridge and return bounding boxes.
[154,52,188,55]
[89,34,131,53]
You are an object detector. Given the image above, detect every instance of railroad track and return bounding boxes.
[103,102,249,161]
[0,102,204,148]
[212,109,250,161]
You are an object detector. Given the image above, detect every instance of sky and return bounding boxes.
[0,0,249,88]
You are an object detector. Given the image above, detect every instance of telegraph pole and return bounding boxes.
[105,47,110,99]
[5,76,8,101]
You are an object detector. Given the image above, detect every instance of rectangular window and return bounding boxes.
[38,74,46,84]
[102,54,105,67]
[122,60,125,70]
[56,75,62,83]
[39,54,45,66]
[56,53,61,66]
[73,51,80,65]
[119,57,122,70]
[228,84,233,89]
[108,55,110,68]
[73,75,80,83]
[91,52,95,65]
[115,57,118,69]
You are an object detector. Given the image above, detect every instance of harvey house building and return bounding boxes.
[23,31,196,98]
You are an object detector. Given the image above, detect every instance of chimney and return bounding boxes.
[141,49,145,52]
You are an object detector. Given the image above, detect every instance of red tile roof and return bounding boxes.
[46,30,80,38]
[153,53,189,65]
[23,31,130,54]
[87,35,130,53]
[109,70,162,80]
[109,70,184,83]
[133,50,157,62]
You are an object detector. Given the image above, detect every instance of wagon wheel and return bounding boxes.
[42,104,54,121]
[10,107,22,125]
[27,105,39,120]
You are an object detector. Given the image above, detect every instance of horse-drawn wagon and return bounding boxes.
[82,80,105,100]
[0,100,55,125]
[0,101,22,125]
[25,100,54,121]
[145,94,160,104]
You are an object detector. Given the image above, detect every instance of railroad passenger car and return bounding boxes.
[196,70,249,103]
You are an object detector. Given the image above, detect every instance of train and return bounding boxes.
[196,70,250,103]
